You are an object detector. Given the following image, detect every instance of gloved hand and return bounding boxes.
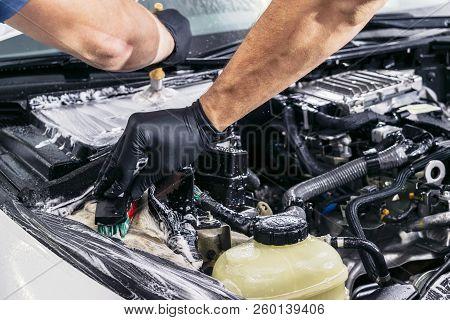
[154,9,192,65]
[93,100,225,201]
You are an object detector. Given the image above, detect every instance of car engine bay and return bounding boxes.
[1,40,450,300]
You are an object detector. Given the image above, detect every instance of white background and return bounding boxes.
[0,300,448,320]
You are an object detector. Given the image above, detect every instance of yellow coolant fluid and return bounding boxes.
[212,214,349,300]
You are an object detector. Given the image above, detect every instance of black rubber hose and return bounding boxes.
[420,257,450,297]
[345,147,450,284]
[283,106,329,176]
[194,186,305,236]
[283,142,409,208]
[383,202,417,223]
[328,237,391,284]
[312,110,396,132]
[147,189,202,263]
[195,189,258,236]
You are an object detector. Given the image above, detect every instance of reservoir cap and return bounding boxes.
[253,214,308,246]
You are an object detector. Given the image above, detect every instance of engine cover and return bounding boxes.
[295,70,423,114]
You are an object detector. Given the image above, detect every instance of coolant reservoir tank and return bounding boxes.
[212,214,349,300]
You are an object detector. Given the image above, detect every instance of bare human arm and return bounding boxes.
[201,0,387,131]
[94,0,388,203]
[5,0,175,71]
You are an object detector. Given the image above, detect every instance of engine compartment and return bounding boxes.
[1,51,450,299]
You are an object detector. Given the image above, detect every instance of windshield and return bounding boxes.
[141,0,270,36]
[0,0,448,61]
[0,0,271,61]
[378,0,450,16]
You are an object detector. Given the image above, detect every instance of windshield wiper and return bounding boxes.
[366,16,450,30]
[196,40,243,59]
[0,53,80,69]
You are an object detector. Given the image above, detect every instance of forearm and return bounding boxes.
[201,0,386,131]
[6,0,174,71]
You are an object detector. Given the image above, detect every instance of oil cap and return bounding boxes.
[253,213,308,246]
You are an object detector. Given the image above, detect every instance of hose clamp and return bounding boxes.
[288,197,305,209]
[377,274,392,285]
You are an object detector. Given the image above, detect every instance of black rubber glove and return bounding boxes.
[154,9,192,65]
[93,101,225,200]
